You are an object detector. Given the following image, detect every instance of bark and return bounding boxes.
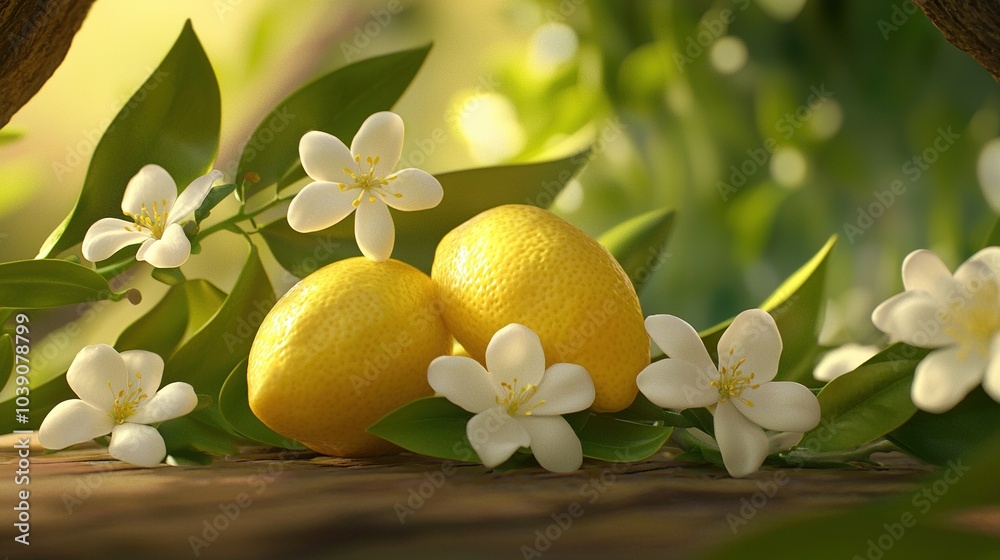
[917,0,1000,83]
[0,0,95,128]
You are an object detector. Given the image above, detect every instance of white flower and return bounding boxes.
[637,310,820,478]
[82,164,222,268]
[813,343,880,382]
[872,248,1000,413]
[287,111,444,262]
[38,344,198,467]
[428,323,595,472]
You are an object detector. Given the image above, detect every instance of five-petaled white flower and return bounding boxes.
[637,309,820,478]
[428,323,595,472]
[82,164,223,269]
[872,248,1000,413]
[287,111,444,262]
[38,344,198,467]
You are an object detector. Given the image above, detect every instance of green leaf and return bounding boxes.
[164,240,275,434]
[151,267,186,286]
[195,183,236,222]
[671,427,724,466]
[160,415,244,456]
[578,414,672,462]
[37,20,221,258]
[115,282,191,358]
[699,235,837,386]
[796,343,926,455]
[238,45,431,198]
[367,396,480,462]
[180,279,227,340]
[608,392,668,423]
[597,207,675,293]
[0,259,135,309]
[218,359,304,449]
[260,153,590,274]
[0,128,23,146]
[890,387,1000,465]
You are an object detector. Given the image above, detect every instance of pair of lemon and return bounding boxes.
[247,205,651,457]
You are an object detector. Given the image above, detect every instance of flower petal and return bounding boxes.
[169,169,223,223]
[122,164,176,215]
[529,363,595,415]
[383,169,443,211]
[120,350,164,395]
[287,181,358,233]
[38,400,114,449]
[428,356,499,414]
[519,416,583,472]
[109,423,167,467]
[871,291,950,347]
[714,400,769,478]
[466,408,529,469]
[67,344,126,410]
[644,314,715,373]
[813,344,880,382]
[354,197,394,262]
[911,346,986,413]
[130,382,198,424]
[351,111,403,177]
[902,249,953,298]
[299,131,355,183]
[82,218,150,262]
[984,335,1000,404]
[485,323,546,387]
[955,247,1000,286]
[732,382,820,432]
[718,309,782,384]
[136,223,191,269]
[636,359,719,409]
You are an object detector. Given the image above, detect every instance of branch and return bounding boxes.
[917,0,1000,83]
[0,0,95,128]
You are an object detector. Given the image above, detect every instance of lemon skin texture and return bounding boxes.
[432,204,649,413]
[248,257,452,457]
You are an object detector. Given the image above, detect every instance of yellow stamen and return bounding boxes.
[711,348,760,407]
[123,199,170,239]
[495,377,546,416]
[108,371,148,424]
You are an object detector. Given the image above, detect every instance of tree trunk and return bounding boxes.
[0,0,95,128]
[917,0,1000,83]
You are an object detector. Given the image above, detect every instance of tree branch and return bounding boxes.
[917,0,1000,83]
[0,0,95,128]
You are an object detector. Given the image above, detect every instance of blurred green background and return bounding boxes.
[1,0,997,347]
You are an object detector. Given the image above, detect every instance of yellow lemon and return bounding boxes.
[248,257,451,457]
[432,204,649,412]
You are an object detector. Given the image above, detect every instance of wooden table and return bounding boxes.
[1,435,938,560]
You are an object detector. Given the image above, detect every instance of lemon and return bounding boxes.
[248,257,451,457]
[432,204,649,412]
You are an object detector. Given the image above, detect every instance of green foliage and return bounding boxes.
[164,241,274,437]
[237,45,431,198]
[796,343,927,455]
[218,360,304,449]
[890,388,1000,466]
[367,397,479,462]
[37,21,221,259]
[259,153,589,274]
[577,414,672,462]
[0,259,135,308]
[194,183,237,222]
[597,207,676,294]
[699,235,836,386]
